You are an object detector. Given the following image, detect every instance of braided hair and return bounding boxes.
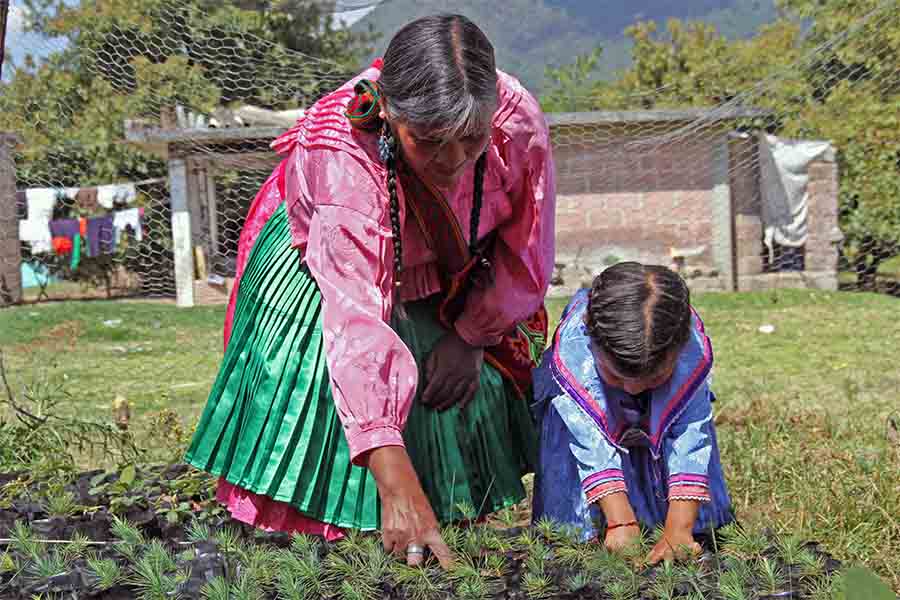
[585,262,692,379]
[377,14,497,291]
[382,125,488,291]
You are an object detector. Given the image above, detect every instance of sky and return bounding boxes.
[3,3,68,80]
[335,6,376,26]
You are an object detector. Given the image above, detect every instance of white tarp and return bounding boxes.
[758,133,834,262]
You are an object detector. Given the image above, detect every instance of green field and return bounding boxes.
[1,289,898,590]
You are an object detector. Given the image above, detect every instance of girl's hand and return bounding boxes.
[598,492,641,554]
[604,522,642,553]
[366,446,455,568]
[646,529,701,564]
[645,499,702,564]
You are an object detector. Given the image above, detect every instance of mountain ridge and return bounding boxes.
[352,0,780,93]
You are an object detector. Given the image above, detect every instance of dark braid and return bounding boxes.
[469,152,487,255]
[383,125,403,288]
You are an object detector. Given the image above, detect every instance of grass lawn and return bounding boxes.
[1,289,898,590]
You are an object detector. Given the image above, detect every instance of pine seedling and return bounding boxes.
[494,506,519,529]
[186,520,212,544]
[86,555,124,591]
[796,549,826,578]
[718,569,750,600]
[455,577,489,600]
[721,523,767,560]
[10,521,41,560]
[110,515,143,561]
[61,532,91,563]
[199,576,230,600]
[289,532,318,556]
[230,571,266,600]
[26,550,68,579]
[481,552,506,578]
[390,563,450,600]
[563,571,592,592]
[776,533,805,565]
[440,525,465,554]
[554,544,586,569]
[337,578,378,600]
[212,526,243,555]
[521,572,555,599]
[606,579,638,600]
[758,556,787,595]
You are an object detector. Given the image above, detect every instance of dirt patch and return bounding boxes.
[15,320,86,354]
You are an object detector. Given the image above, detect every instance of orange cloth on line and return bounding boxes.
[52,236,73,255]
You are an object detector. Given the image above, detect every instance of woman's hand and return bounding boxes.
[366,446,454,568]
[421,331,484,411]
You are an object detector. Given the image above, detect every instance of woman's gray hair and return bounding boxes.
[379,14,498,140]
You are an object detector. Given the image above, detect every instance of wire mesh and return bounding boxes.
[0,0,898,306]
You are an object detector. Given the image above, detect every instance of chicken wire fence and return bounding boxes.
[0,0,898,308]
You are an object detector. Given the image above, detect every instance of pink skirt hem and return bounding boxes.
[215,478,346,542]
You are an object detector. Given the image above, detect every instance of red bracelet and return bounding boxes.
[606,520,638,531]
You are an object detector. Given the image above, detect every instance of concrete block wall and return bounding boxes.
[547,121,840,294]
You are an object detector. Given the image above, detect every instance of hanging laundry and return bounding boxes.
[49,219,83,269]
[113,208,143,244]
[25,188,58,221]
[49,219,80,245]
[15,191,27,220]
[75,187,99,212]
[97,183,137,209]
[19,219,53,254]
[86,215,115,256]
[52,237,73,255]
[73,218,87,269]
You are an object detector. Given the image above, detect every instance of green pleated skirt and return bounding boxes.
[185,203,537,530]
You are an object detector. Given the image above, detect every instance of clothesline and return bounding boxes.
[15,176,167,193]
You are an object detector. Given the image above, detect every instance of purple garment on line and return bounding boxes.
[15,191,27,220]
[49,219,80,241]
[87,216,115,256]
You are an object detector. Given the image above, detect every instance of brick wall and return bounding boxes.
[549,123,726,289]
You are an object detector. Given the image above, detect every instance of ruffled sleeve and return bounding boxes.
[453,90,556,347]
[290,143,418,466]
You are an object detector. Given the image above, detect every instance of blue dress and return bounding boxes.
[531,289,734,541]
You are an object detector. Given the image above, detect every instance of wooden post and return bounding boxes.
[0,133,21,306]
[206,165,218,263]
[710,132,736,291]
[1,0,10,81]
[168,158,194,307]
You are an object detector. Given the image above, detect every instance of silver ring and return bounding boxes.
[406,544,425,555]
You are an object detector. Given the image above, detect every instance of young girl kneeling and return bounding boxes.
[532,262,734,563]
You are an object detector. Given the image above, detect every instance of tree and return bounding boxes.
[775,0,900,289]
[1,0,375,186]
[587,18,806,115]
[541,47,602,113]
